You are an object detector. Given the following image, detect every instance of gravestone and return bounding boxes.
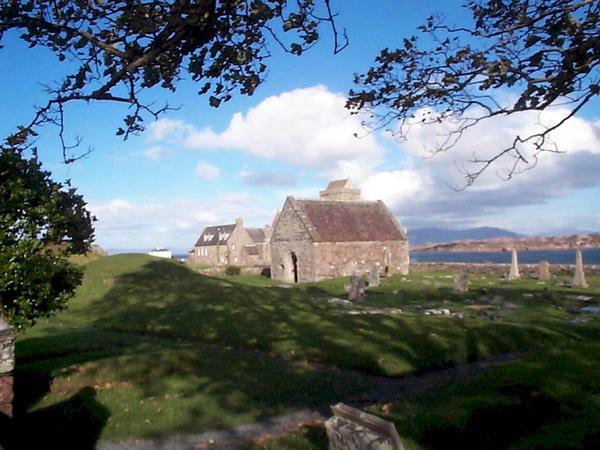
[348,276,366,302]
[0,316,15,417]
[572,250,589,289]
[453,272,469,293]
[537,261,551,281]
[507,249,520,280]
[325,402,405,450]
[368,265,380,287]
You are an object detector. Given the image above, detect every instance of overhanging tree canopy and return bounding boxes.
[347,0,600,185]
[0,0,346,160]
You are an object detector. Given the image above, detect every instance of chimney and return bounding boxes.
[235,217,243,228]
[319,179,361,202]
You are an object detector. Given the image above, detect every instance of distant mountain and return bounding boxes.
[408,227,525,246]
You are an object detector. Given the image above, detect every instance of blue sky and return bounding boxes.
[1,1,599,254]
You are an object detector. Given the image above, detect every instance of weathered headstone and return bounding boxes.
[537,261,551,281]
[368,265,380,287]
[325,402,405,450]
[572,250,589,289]
[0,316,16,417]
[348,276,366,302]
[507,249,520,280]
[453,272,469,293]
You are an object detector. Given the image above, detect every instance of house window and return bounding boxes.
[231,244,236,250]
[219,232,230,241]
[234,256,238,263]
[203,233,214,242]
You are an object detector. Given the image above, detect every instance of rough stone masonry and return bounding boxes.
[0,317,16,417]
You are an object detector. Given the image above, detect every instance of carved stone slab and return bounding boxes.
[325,402,405,450]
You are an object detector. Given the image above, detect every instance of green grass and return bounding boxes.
[254,341,600,449]
[7,254,600,448]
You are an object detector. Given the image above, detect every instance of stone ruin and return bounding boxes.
[0,316,15,418]
[325,402,405,450]
[348,275,366,302]
[537,261,551,281]
[453,272,469,293]
[572,250,589,289]
[368,265,381,287]
[507,249,520,280]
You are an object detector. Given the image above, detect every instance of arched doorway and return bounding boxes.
[283,251,299,283]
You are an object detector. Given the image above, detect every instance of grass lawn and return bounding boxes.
[5,254,599,448]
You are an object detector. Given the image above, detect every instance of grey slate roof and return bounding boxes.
[194,224,236,247]
[246,228,266,244]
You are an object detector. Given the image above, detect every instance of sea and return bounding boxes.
[410,248,600,265]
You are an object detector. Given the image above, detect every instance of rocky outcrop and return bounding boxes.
[413,233,600,252]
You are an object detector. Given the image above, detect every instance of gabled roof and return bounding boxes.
[287,198,407,243]
[194,224,236,247]
[246,228,266,244]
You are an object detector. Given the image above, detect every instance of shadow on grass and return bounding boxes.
[13,257,599,444]
[2,385,109,450]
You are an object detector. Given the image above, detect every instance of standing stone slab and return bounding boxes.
[453,272,469,293]
[325,403,405,450]
[368,265,381,287]
[507,249,520,280]
[348,276,366,302]
[537,261,551,281]
[572,250,589,289]
[0,316,15,418]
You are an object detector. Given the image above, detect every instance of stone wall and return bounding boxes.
[313,240,410,281]
[410,262,600,276]
[270,199,316,283]
[0,324,15,418]
[194,266,269,277]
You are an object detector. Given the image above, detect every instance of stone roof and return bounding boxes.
[246,228,266,244]
[194,224,236,247]
[290,198,407,243]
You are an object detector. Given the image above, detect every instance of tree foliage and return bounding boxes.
[0,0,346,160]
[348,0,600,185]
[0,147,95,329]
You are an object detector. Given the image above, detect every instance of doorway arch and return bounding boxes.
[283,251,299,283]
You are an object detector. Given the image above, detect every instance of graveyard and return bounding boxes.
[2,253,599,449]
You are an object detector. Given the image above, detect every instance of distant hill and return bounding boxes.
[409,227,525,246]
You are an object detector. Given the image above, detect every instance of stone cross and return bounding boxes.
[572,250,589,289]
[0,315,16,418]
[368,265,380,287]
[325,402,405,450]
[537,261,551,281]
[348,275,366,302]
[507,249,520,280]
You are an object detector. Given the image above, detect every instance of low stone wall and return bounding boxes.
[410,262,600,276]
[195,266,269,277]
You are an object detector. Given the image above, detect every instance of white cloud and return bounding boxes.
[89,193,276,253]
[195,162,220,181]
[143,87,600,234]
[149,85,383,171]
[142,146,169,161]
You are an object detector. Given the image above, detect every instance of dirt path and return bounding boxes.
[98,352,521,450]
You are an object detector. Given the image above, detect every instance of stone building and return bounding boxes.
[270,179,409,283]
[188,218,271,267]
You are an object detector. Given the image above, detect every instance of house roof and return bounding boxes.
[289,198,407,243]
[246,228,266,244]
[194,224,236,247]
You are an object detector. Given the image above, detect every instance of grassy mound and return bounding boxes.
[8,254,599,448]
